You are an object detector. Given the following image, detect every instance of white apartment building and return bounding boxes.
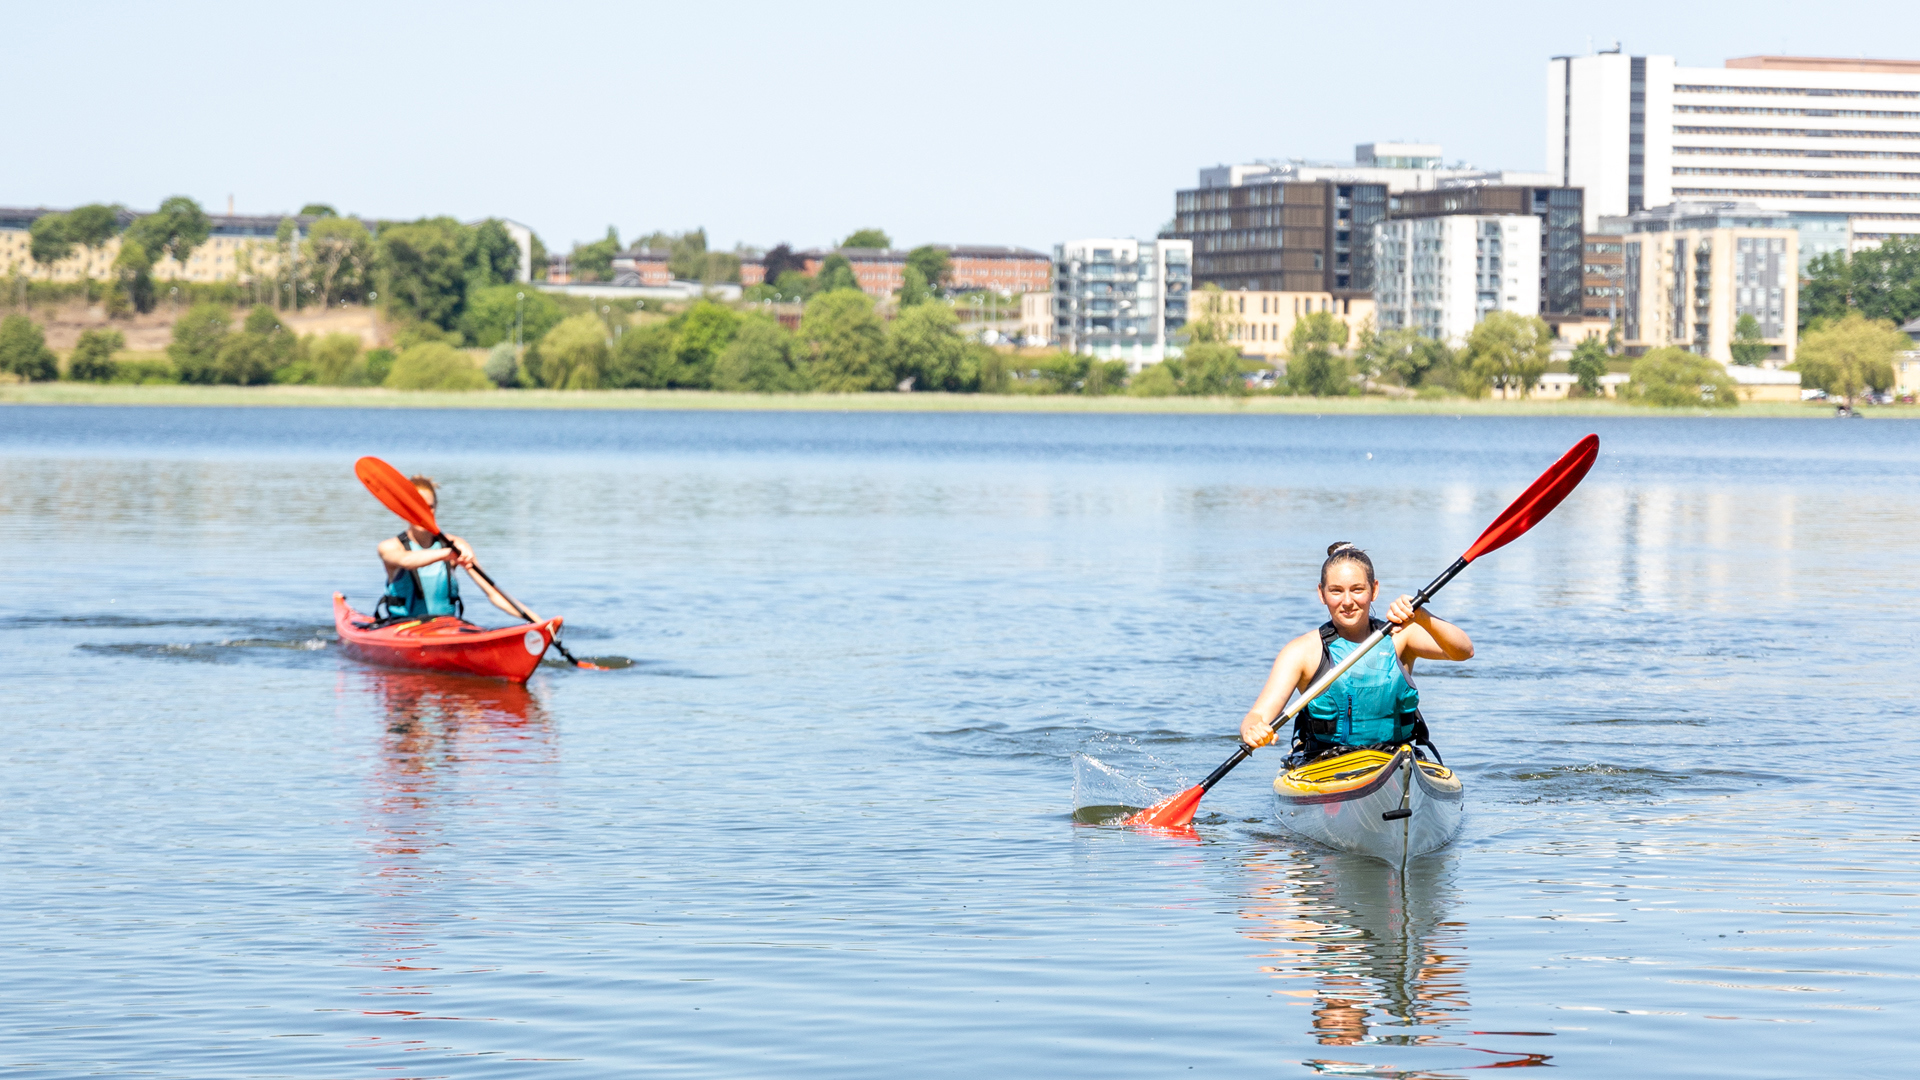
[1201,142,1555,194]
[1051,238,1193,369]
[1372,215,1542,343]
[1548,52,1920,244]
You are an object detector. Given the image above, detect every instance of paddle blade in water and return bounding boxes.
[1124,784,1206,828]
[355,456,438,533]
[1462,434,1599,563]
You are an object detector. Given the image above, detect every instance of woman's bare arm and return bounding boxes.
[1239,632,1320,748]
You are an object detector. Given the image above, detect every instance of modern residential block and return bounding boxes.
[1601,201,1799,363]
[1167,179,1387,296]
[1390,185,1586,317]
[1051,238,1192,369]
[1548,51,1920,242]
[1372,215,1543,343]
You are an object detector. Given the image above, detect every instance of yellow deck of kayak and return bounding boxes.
[1277,747,1454,796]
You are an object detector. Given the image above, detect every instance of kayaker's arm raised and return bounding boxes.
[377,533,539,622]
[1385,594,1473,662]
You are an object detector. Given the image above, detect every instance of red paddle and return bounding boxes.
[1125,434,1601,829]
[354,456,606,671]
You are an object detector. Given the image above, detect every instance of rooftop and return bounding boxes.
[1726,55,1920,75]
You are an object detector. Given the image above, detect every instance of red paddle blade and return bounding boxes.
[1123,784,1206,828]
[1463,434,1599,563]
[355,456,438,533]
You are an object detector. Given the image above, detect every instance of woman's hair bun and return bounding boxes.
[1326,541,1357,557]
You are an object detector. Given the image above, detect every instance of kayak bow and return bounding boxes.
[332,593,560,683]
[1272,746,1462,867]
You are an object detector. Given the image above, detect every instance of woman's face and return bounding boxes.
[1318,561,1378,626]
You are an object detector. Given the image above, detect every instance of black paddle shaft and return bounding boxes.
[435,531,592,669]
[1193,556,1474,797]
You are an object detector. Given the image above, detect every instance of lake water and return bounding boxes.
[2,405,1916,1078]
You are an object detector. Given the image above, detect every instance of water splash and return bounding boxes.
[1071,733,1187,824]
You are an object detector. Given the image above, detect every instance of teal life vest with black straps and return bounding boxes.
[376,532,463,621]
[1297,617,1422,750]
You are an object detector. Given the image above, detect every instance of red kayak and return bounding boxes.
[332,593,561,683]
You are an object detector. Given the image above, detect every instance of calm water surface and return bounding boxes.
[2,406,1916,1078]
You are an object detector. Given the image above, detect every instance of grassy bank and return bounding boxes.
[0,381,1898,418]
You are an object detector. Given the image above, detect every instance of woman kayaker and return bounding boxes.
[374,475,537,623]
[1239,542,1473,762]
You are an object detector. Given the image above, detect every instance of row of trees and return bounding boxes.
[14,196,532,345]
[1802,237,1920,330]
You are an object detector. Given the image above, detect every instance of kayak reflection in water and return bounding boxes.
[1239,543,1473,764]
[374,474,537,623]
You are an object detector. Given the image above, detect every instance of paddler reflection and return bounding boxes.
[353,671,553,986]
[1238,848,1469,1046]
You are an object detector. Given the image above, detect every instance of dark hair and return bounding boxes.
[408,474,439,500]
[1320,542,1375,586]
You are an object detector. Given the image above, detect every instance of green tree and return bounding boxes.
[1624,346,1738,408]
[529,313,612,389]
[167,303,233,383]
[773,269,817,299]
[484,342,520,387]
[384,341,492,391]
[815,255,860,295]
[67,328,126,382]
[896,265,936,307]
[605,321,675,388]
[1286,312,1353,396]
[841,228,890,250]
[905,245,950,292]
[887,302,974,390]
[299,203,337,217]
[303,216,374,305]
[0,314,59,381]
[1568,336,1611,397]
[379,218,470,330]
[28,213,72,271]
[459,285,563,348]
[127,196,211,269]
[570,227,621,282]
[65,204,123,256]
[1355,324,1448,388]
[1129,345,1248,397]
[713,315,808,392]
[802,289,889,391]
[1792,311,1908,409]
[112,238,157,314]
[1730,313,1770,366]
[1800,237,1920,329]
[1463,311,1552,398]
[466,219,521,289]
[668,300,741,386]
[215,305,299,384]
[287,332,365,385]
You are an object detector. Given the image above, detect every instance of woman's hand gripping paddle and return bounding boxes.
[354,456,607,671]
[1124,434,1600,829]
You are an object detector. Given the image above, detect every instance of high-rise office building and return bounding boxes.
[1548,51,1920,243]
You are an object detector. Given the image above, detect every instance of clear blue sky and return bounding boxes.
[14,0,1918,257]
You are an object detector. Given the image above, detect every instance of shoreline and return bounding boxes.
[0,382,1893,418]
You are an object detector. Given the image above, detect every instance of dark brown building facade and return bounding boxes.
[1166,181,1388,297]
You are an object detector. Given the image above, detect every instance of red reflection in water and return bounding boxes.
[339,670,556,1003]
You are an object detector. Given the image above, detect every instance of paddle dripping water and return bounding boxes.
[1125,434,1600,832]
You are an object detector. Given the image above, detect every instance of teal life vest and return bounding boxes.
[376,533,463,621]
[1299,618,1421,749]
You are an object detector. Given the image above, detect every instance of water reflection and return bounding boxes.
[1237,849,1551,1073]
[346,671,555,995]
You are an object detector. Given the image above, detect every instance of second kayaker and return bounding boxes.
[374,475,537,623]
[1238,542,1473,762]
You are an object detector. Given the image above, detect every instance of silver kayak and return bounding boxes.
[1272,746,1463,867]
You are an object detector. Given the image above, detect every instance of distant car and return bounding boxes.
[1801,388,1828,401]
